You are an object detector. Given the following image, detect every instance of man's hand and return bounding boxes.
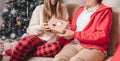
[57,29,74,39]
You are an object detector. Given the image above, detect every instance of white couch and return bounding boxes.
[1,0,120,61]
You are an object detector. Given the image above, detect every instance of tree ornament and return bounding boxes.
[16,16,19,21]
[1,35,7,40]
[2,7,9,13]
[1,24,5,30]
[21,11,26,17]
[9,0,14,3]
[16,21,22,26]
[10,33,16,39]
[9,0,14,2]
[11,9,16,15]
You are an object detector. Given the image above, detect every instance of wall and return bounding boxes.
[103,0,120,8]
[0,0,6,24]
[63,0,84,5]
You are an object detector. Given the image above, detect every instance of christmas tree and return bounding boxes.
[0,0,43,41]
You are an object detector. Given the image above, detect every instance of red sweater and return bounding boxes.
[71,3,112,51]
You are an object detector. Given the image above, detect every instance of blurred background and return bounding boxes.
[0,0,44,42]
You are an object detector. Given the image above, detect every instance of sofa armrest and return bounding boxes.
[105,56,112,61]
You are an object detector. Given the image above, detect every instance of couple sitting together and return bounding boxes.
[0,0,112,61]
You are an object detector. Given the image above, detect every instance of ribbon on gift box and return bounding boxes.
[48,17,69,34]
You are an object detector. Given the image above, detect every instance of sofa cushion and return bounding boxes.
[27,57,53,61]
[1,56,54,61]
[107,8,120,56]
[105,56,112,61]
[110,44,120,61]
[103,0,120,56]
[1,56,113,61]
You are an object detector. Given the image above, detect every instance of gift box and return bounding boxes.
[48,18,69,34]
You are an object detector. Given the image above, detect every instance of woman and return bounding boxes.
[1,0,69,61]
[53,0,112,61]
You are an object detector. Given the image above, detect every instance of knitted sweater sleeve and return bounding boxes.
[26,5,43,35]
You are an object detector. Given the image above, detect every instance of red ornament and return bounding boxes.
[16,16,19,21]
[9,0,14,3]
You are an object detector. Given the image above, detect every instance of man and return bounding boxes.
[53,0,112,61]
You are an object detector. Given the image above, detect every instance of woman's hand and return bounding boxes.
[37,23,50,36]
[38,30,44,36]
[57,29,74,39]
[42,23,51,32]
